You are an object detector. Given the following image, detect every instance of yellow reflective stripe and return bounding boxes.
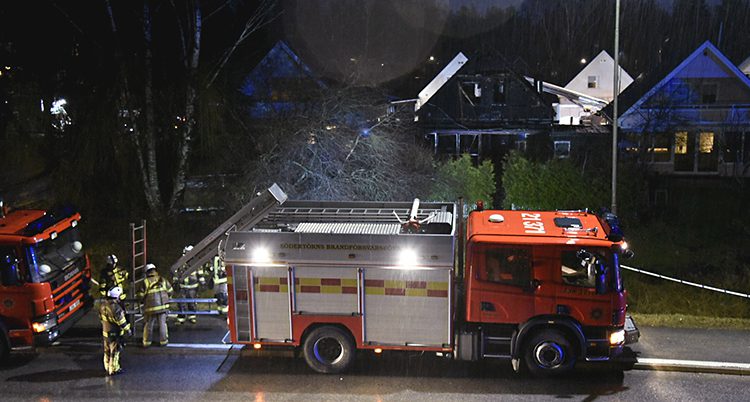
[122,323,131,332]
[214,277,227,285]
[145,304,169,312]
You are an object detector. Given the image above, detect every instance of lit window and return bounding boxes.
[699,132,714,153]
[674,132,688,155]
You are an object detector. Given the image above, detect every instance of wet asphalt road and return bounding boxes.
[1,311,748,401]
[1,345,749,401]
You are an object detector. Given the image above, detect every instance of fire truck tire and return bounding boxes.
[0,326,9,363]
[523,329,575,376]
[302,326,355,374]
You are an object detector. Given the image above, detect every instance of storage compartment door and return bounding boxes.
[252,265,291,341]
[364,268,450,346]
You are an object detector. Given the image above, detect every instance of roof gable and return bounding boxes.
[239,40,324,98]
[565,50,633,102]
[618,41,750,126]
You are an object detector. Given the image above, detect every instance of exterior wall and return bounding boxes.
[624,129,750,176]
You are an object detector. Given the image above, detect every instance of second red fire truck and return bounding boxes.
[213,192,638,376]
[0,201,93,361]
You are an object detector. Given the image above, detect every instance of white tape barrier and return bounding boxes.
[621,265,750,299]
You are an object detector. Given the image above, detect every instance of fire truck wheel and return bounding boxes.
[0,322,10,365]
[523,329,575,376]
[303,326,355,374]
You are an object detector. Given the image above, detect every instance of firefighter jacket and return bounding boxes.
[99,298,131,338]
[178,270,200,290]
[137,272,173,314]
[99,264,129,299]
[212,256,227,286]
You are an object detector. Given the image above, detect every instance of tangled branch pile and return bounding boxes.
[231,87,435,203]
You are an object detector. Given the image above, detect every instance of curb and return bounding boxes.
[632,357,750,376]
[40,342,750,376]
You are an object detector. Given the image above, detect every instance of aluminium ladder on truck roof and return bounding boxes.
[172,183,288,281]
[256,199,455,227]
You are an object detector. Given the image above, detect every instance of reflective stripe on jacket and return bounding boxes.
[180,272,199,290]
[100,298,131,337]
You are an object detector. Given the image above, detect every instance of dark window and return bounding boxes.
[0,247,21,286]
[701,83,718,104]
[494,81,506,104]
[723,132,742,163]
[461,81,481,104]
[554,141,571,158]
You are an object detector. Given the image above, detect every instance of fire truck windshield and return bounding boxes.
[25,226,84,283]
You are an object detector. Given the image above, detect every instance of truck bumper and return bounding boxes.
[624,315,640,344]
[33,294,94,346]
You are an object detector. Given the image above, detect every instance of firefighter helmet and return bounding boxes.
[182,245,194,256]
[107,286,123,299]
[106,254,118,266]
[145,263,157,275]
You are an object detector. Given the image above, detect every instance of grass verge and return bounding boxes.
[631,313,750,330]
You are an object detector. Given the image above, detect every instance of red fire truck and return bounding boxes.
[0,202,93,360]
[214,194,638,376]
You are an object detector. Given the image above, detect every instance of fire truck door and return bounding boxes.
[474,246,535,323]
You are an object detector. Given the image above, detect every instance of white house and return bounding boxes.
[554,50,634,125]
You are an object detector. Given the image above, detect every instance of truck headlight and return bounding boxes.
[609,329,625,345]
[32,315,58,333]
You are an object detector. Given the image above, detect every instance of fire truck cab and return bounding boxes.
[0,203,93,361]
[458,208,635,375]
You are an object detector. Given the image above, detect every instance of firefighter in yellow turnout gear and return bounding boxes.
[100,286,132,376]
[210,256,228,315]
[175,269,200,324]
[99,254,128,302]
[137,264,173,347]
[174,245,201,324]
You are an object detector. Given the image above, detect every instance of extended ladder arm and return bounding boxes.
[173,183,288,280]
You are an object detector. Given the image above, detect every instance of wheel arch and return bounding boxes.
[511,315,586,359]
[299,322,356,347]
